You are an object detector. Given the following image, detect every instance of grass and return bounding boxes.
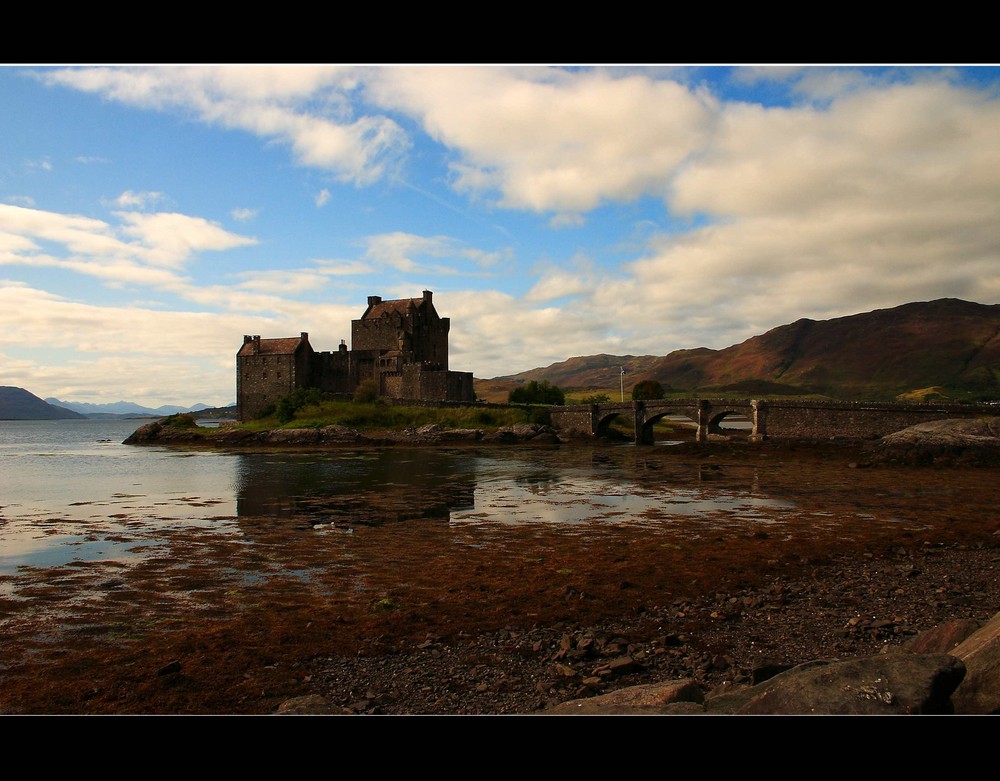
[240,399,536,432]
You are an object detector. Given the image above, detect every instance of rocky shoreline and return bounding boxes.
[2,416,994,715]
[274,543,1000,715]
[124,419,566,448]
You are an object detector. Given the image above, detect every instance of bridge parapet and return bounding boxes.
[548,398,999,444]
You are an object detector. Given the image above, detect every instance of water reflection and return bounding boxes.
[1,418,800,574]
[449,450,791,529]
[233,450,476,526]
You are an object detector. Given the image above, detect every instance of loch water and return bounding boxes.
[0,418,797,576]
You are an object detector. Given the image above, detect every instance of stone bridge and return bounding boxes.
[548,398,1000,445]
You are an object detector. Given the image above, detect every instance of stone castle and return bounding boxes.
[237,290,474,420]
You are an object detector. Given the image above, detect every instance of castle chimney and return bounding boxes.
[300,332,309,341]
[368,295,382,307]
[423,290,432,303]
[253,335,261,354]
[339,339,347,353]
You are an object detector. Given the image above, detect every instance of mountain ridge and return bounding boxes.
[489,298,1000,402]
[0,387,88,420]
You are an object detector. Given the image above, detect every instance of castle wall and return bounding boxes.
[237,292,472,418]
[238,352,301,420]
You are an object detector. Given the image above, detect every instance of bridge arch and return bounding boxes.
[707,409,754,438]
[595,410,633,440]
[639,408,700,445]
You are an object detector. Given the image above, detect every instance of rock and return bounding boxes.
[319,424,361,443]
[868,418,1000,466]
[439,428,483,442]
[607,656,642,675]
[950,610,1000,714]
[705,654,965,715]
[750,657,794,685]
[903,619,981,655]
[275,694,347,715]
[482,430,518,444]
[122,421,162,444]
[546,679,703,714]
[261,428,322,445]
[157,660,182,676]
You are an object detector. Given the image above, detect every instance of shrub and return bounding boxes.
[162,413,198,428]
[580,393,611,404]
[508,380,565,406]
[631,379,666,400]
[275,396,296,424]
[353,379,380,404]
[270,386,331,424]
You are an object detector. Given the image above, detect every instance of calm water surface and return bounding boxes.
[0,419,796,575]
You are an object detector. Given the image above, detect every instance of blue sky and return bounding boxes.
[1,65,999,406]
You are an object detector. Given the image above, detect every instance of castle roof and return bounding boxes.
[238,336,308,357]
[363,297,423,319]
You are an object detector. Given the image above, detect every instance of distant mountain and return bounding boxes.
[0,387,88,420]
[491,354,660,387]
[492,299,1000,402]
[45,399,219,417]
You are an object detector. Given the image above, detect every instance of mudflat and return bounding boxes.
[1,441,997,714]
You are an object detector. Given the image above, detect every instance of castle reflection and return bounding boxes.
[233,449,477,527]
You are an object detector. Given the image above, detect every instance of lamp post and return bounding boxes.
[620,366,626,402]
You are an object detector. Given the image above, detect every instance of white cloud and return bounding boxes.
[5,195,35,207]
[441,289,617,377]
[367,67,717,214]
[524,263,597,304]
[0,280,355,404]
[114,211,257,267]
[230,207,258,221]
[113,190,166,209]
[549,213,585,229]
[313,259,374,276]
[361,231,507,274]
[43,66,410,187]
[234,268,330,294]
[0,204,257,294]
[315,188,331,207]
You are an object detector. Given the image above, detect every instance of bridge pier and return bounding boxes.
[634,401,654,445]
[696,400,710,443]
[751,399,768,441]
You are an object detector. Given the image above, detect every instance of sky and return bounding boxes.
[1,64,999,407]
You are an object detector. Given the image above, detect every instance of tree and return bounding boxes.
[631,379,665,400]
[508,380,565,405]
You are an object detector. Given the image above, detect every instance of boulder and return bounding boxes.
[950,610,1000,714]
[903,619,981,655]
[705,654,965,715]
[547,679,703,714]
[122,421,162,444]
[868,418,1000,466]
[275,694,348,715]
